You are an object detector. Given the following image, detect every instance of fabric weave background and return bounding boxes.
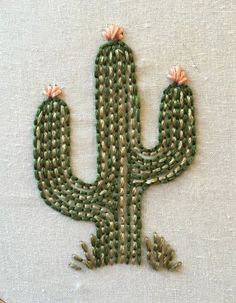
[0,1,235,302]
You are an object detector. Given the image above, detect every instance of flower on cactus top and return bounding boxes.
[167,66,187,85]
[102,24,124,41]
[43,84,62,98]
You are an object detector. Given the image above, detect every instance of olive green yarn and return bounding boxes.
[33,41,196,271]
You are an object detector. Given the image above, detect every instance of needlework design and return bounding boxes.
[33,25,196,271]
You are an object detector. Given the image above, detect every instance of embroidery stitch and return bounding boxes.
[33,25,196,271]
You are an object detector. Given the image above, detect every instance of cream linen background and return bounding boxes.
[0,1,235,302]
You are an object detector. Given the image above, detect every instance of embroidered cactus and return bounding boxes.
[33,26,196,271]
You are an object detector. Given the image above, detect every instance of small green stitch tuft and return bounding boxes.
[145,232,182,271]
[33,30,196,271]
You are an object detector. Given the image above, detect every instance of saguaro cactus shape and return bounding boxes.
[33,25,196,271]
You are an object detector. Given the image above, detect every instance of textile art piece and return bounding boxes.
[33,25,196,271]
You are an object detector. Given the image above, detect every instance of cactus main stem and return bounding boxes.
[34,40,196,271]
[93,42,149,265]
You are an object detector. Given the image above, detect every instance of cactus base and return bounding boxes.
[69,231,181,271]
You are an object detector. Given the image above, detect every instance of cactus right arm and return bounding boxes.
[33,98,114,222]
[130,84,196,185]
[123,47,196,185]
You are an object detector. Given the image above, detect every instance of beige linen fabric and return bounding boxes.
[0,1,235,302]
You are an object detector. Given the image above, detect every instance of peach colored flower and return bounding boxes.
[102,24,124,41]
[43,84,62,98]
[167,66,187,84]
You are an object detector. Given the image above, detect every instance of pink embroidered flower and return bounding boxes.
[43,84,62,98]
[167,66,187,85]
[102,25,124,41]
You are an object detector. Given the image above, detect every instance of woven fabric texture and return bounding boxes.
[0,0,235,302]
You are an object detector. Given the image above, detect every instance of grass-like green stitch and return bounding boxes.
[33,40,196,271]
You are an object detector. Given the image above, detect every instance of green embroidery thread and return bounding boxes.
[33,26,196,271]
